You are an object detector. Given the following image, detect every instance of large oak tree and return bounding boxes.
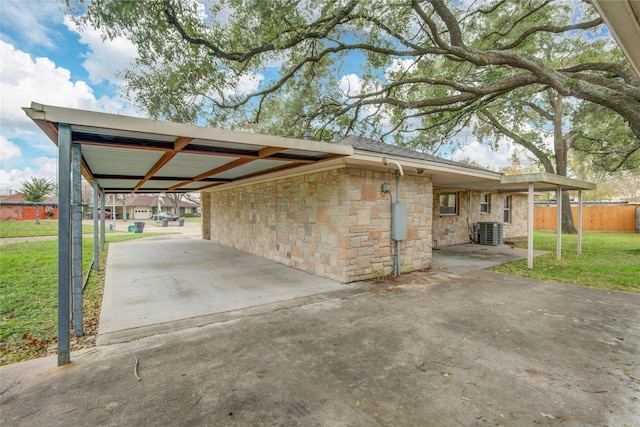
[69,0,639,231]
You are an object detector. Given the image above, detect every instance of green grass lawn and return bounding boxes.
[494,231,640,293]
[0,220,95,238]
[0,233,166,365]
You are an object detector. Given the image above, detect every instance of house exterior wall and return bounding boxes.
[432,190,528,246]
[206,166,433,283]
[0,205,58,220]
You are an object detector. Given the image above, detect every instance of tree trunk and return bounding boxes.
[549,91,577,234]
[560,190,577,234]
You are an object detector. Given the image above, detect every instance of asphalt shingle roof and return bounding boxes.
[336,135,492,172]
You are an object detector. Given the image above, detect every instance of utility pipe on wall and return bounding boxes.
[383,158,404,176]
[383,158,404,276]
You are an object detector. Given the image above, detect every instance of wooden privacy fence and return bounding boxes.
[535,205,639,232]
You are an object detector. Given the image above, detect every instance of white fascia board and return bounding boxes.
[22,102,353,156]
[501,172,596,191]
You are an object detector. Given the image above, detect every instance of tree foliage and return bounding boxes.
[20,177,55,202]
[68,0,639,163]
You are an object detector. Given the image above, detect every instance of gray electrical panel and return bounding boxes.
[391,203,407,241]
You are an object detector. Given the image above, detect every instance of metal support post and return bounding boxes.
[112,194,117,231]
[93,181,99,270]
[72,143,83,336]
[577,190,583,255]
[100,190,106,251]
[395,171,401,276]
[528,183,534,270]
[556,186,562,261]
[57,124,72,366]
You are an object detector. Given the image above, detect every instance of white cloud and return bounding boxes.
[338,73,362,97]
[0,1,64,48]
[63,16,138,86]
[0,156,58,194]
[385,58,416,80]
[221,71,264,98]
[0,136,22,168]
[0,40,125,132]
[450,139,518,169]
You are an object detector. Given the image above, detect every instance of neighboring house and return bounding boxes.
[120,195,200,220]
[0,193,59,220]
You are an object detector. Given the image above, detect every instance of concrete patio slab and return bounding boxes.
[432,243,547,273]
[97,237,350,345]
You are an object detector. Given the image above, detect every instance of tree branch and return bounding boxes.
[480,110,555,173]
[498,17,603,51]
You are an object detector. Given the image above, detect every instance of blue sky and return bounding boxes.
[0,1,527,195]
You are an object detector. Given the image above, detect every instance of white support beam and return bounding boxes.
[578,190,583,254]
[93,181,99,270]
[528,183,534,269]
[556,186,562,261]
[100,191,106,251]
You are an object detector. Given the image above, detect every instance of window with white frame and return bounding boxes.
[480,193,491,213]
[439,192,458,215]
[503,196,511,223]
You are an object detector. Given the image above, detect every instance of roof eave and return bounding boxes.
[349,151,504,180]
[592,0,640,77]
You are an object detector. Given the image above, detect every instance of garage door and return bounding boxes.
[134,208,150,219]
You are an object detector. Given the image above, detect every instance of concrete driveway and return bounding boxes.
[1,244,639,426]
[98,235,354,345]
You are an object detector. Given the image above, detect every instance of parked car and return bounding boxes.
[153,212,179,221]
[88,210,119,219]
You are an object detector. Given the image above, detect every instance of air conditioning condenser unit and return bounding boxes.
[478,222,504,246]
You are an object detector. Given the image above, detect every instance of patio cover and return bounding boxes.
[22,102,352,193]
[22,101,352,366]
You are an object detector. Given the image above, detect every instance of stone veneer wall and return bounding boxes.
[432,190,528,246]
[205,166,433,283]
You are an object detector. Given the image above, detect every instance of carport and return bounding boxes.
[22,102,352,365]
[459,172,596,269]
[23,102,595,366]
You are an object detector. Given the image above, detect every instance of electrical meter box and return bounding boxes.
[391,203,407,241]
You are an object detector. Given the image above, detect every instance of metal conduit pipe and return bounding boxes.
[383,158,404,275]
[383,158,404,176]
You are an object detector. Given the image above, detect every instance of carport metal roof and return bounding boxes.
[23,102,352,193]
